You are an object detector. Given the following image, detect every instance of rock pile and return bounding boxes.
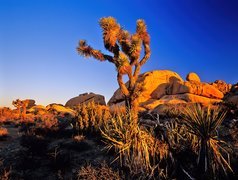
[108,70,226,111]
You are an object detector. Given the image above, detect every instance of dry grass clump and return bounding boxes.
[77,162,121,180]
[73,135,85,142]
[74,102,111,132]
[182,104,233,177]
[0,127,8,137]
[100,112,168,178]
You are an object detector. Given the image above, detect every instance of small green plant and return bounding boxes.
[100,112,168,178]
[182,104,233,178]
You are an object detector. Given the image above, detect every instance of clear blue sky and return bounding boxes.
[1,0,238,108]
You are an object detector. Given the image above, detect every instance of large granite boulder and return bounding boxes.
[170,81,224,99]
[65,92,106,108]
[108,70,225,111]
[108,70,183,105]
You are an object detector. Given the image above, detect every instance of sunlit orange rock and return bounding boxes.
[108,70,183,105]
[108,70,225,111]
[186,72,200,82]
[210,80,232,95]
[170,81,224,99]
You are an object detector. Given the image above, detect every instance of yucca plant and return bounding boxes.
[182,104,232,178]
[100,112,168,178]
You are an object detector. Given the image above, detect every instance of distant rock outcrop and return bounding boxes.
[27,105,47,115]
[65,93,106,108]
[224,83,238,107]
[108,70,224,111]
[46,104,76,117]
[210,80,232,95]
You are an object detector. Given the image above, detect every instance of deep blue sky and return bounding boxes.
[1,0,238,107]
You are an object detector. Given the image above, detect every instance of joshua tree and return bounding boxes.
[12,99,29,120]
[77,17,151,121]
[12,99,22,118]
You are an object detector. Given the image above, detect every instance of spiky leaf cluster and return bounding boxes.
[77,17,151,72]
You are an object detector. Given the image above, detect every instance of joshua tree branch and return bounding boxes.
[140,43,151,66]
[77,40,114,63]
[117,72,129,97]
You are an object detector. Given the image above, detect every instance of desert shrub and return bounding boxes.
[100,112,168,178]
[37,113,58,129]
[77,162,121,180]
[74,102,111,133]
[182,104,233,178]
[0,127,8,138]
[0,107,18,123]
[18,113,35,124]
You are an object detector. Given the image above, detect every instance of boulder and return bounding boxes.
[210,80,232,95]
[46,104,76,117]
[27,105,47,115]
[224,83,238,107]
[170,81,224,99]
[159,93,221,105]
[141,93,222,111]
[108,70,183,105]
[186,72,200,82]
[65,92,106,108]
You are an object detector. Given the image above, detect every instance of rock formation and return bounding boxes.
[46,104,76,117]
[224,83,238,107]
[186,72,200,82]
[210,80,232,95]
[108,70,224,111]
[65,93,106,108]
